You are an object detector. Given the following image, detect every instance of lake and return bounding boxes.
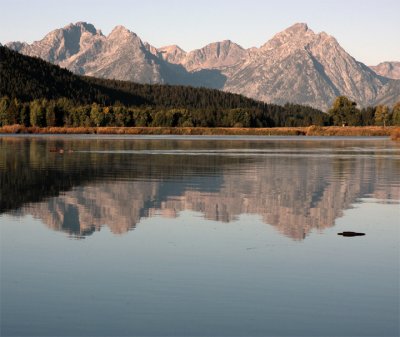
[0,135,399,337]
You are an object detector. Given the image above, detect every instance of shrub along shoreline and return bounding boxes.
[0,124,398,138]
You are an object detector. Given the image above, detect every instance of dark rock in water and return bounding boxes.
[338,231,366,237]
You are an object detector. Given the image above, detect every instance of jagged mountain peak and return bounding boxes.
[65,22,100,35]
[207,39,236,46]
[260,22,317,51]
[109,25,136,37]
[45,21,102,41]
[105,25,146,53]
[285,22,310,34]
[200,39,244,50]
[5,21,104,63]
[258,23,339,57]
[181,40,247,71]
[275,22,313,39]
[191,39,246,58]
[158,45,187,63]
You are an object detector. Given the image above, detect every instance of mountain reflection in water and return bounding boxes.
[1,136,399,240]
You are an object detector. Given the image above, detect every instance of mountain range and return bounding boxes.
[5,22,400,110]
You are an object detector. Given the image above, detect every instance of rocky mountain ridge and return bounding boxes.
[159,40,249,72]
[370,61,400,80]
[5,22,400,110]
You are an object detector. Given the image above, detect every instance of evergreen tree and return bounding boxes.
[20,103,30,126]
[45,101,56,127]
[0,96,10,126]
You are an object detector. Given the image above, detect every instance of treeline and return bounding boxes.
[1,96,398,129]
[0,97,330,127]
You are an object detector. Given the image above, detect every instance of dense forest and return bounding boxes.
[0,46,399,128]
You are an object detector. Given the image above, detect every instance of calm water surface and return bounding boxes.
[1,135,399,336]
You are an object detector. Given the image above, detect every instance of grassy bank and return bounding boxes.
[0,124,399,138]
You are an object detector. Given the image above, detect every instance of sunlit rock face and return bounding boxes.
[223,23,394,110]
[7,22,164,83]
[7,22,399,110]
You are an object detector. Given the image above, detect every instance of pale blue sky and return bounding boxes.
[1,0,399,65]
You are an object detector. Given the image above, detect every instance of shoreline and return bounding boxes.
[0,125,399,138]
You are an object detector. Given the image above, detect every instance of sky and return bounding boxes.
[0,0,399,65]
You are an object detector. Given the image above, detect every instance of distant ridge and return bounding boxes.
[370,61,400,80]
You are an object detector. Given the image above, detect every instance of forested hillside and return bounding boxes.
[1,45,266,109]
